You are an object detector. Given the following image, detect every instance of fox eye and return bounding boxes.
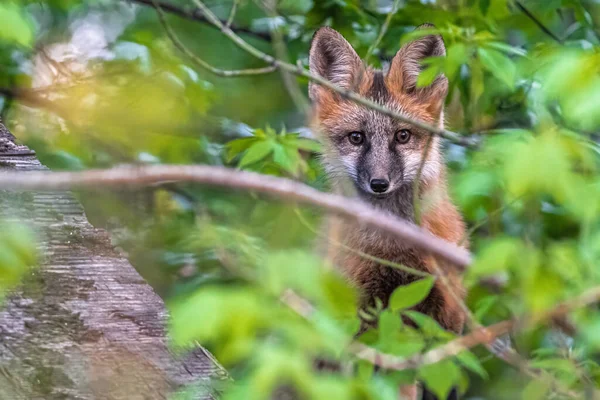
[348,132,365,146]
[395,129,411,144]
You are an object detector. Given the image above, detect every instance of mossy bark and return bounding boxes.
[0,121,224,399]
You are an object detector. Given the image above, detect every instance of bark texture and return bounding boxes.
[0,121,225,399]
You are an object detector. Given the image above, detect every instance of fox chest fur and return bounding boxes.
[308,26,468,334]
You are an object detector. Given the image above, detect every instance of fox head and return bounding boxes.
[309,25,448,201]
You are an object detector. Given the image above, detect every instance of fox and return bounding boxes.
[308,25,468,400]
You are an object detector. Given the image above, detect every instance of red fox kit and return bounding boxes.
[308,25,467,399]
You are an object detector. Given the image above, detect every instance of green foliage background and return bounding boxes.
[2,0,600,398]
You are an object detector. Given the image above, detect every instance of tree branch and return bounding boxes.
[350,320,514,370]
[0,87,71,119]
[123,0,272,41]
[0,164,471,268]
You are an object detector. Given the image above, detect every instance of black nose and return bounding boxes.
[370,179,389,193]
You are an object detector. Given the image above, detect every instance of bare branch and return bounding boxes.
[0,87,72,119]
[0,164,472,268]
[37,46,72,79]
[532,285,600,327]
[152,0,276,77]
[188,0,477,148]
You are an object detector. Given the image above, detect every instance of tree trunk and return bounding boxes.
[0,121,225,399]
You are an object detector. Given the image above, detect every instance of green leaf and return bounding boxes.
[485,41,527,57]
[479,0,491,15]
[378,309,402,340]
[470,59,485,104]
[225,137,257,162]
[238,140,274,168]
[522,379,550,400]
[0,222,38,298]
[478,47,516,88]
[486,0,511,19]
[468,237,524,279]
[168,287,269,364]
[456,351,488,379]
[474,295,499,320]
[403,311,454,339]
[400,27,441,46]
[0,3,33,47]
[503,133,572,200]
[529,358,576,374]
[3,224,38,266]
[419,360,461,399]
[389,277,435,311]
[321,272,358,318]
[294,138,322,153]
[417,63,443,88]
[278,0,313,14]
[272,142,300,174]
[444,43,467,79]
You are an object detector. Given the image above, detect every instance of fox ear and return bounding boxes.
[387,24,448,114]
[308,27,363,101]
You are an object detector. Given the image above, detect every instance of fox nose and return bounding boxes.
[369,179,389,193]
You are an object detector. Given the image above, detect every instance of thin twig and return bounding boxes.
[0,164,472,268]
[364,0,402,63]
[152,0,276,77]
[259,0,310,112]
[37,47,72,79]
[123,0,272,41]
[515,1,564,44]
[294,208,430,277]
[459,196,523,247]
[188,0,477,147]
[226,0,240,28]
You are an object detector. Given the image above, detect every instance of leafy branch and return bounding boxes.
[283,282,600,370]
[282,283,599,399]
